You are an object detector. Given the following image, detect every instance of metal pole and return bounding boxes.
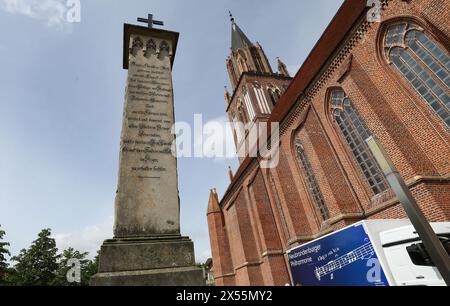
[366,136,450,285]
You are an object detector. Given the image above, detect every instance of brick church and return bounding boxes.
[207,0,450,286]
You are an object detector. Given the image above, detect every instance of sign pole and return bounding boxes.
[366,136,450,286]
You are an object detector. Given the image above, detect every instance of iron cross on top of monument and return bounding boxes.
[137,13,164,28]
[122,14,179,70]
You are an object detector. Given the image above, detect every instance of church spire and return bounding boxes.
[277,57,290,77]
[229,12,253,51]
[229,11,234,22]
[223,13,293,163]
[226,13,273,89]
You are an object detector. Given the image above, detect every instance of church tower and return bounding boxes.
[206,189,235,286]
[225,13,292,161]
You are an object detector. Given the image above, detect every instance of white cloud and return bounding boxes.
[0,0,73,30]
[53,216,113,259]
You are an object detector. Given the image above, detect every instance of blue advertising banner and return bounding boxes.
[287,223,389,286]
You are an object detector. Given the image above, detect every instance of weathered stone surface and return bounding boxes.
[91,266,205,286]
[114,32,180,238]
[92,236,204,286]
[97,236,196,272]
[92,25,205,286]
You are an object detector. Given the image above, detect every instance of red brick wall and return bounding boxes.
[206,209,235,285]
[248,170,290,285]
[207,0,450,286]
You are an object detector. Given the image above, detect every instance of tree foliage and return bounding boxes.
[53,247,98,286]
[0,224,10,284]
[3,227,99,286]
[85,250,99,283]
[10,228,60,286]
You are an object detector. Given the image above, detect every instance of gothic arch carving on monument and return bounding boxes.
[158,40,171,60]
[130,36,144,57]
[144,39,157,58]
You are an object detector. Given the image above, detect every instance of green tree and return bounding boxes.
[0,224,10,284]
[53,248,98,286]
[84,250,99,284]
[11,228,60,286]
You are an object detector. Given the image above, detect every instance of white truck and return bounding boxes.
[287,220,450,286]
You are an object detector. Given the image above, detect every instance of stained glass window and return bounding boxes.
[330,90,388,195]
[295,140,330,220]
[384,22,450,128]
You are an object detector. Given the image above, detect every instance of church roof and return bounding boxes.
[230,17,253,50]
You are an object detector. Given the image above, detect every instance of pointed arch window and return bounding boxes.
[295,140,329,221]
[383,22,450,128]
[237,51,249,74]
[252,51,264,72]
[274,88,281,100]
[237,100,248,123]
[330,90,387,195]
[242,89,256,122]
[253,82,271,114]
[232,112,243,143]
[268,86,281,106]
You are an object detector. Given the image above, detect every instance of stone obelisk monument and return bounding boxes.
[91,15,204,286]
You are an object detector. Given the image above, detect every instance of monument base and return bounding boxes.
[91,266,205,286]
[90,235,205,286]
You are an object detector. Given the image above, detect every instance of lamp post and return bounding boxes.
[366,136,450,285]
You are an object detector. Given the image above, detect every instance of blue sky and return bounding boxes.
[0,0,343,263]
